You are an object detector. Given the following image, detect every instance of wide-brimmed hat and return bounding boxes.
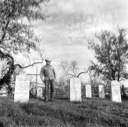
[45,58,52,62]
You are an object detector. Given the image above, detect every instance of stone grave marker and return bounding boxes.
[120,80,128,97]
[0,86,8,97]
[70,77,82,102]
[86,85,92,98]
[30,82,37,97]
[111,80,121,102]
[99,85,105,98]
[37,86,44,98]
[14,74,30,103]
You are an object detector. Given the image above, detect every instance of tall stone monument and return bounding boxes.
[99,85,105,98]
[86,85,92,98]
[14,74,30,103]
[70,77,82,102]
[111,80,121,103]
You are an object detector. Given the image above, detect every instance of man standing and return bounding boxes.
[40,58,56,102]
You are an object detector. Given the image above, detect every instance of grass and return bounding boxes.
[0,97,128,127]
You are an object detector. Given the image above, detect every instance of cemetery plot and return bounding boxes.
[70,78,82,102]
[14,74,30,103]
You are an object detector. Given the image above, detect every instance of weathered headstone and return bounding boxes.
[0,90,8,97]
[30,82,37,97]
[111,80,121,102]
[99,85,105,98]
[0,86,8,97]
[70,78,81,102]
[37,87,43,98]
[120,80,128,97]
[14,74,30,103]
[86,85,92,98]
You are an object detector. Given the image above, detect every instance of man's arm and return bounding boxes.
[40,67,44,81]
[53,68,56,79]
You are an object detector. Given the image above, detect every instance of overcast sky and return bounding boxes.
[29,0,128,79]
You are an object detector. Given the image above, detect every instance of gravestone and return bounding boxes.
[37,87,43,98]
[70,78,82,102]
[0,90,8,97]
[86,85,92,98]
[0,86,8,97]
[14,74,30,103]
[30,82,37,97]
[120,80,128,97]
[99,85,105,98]
[111,80,121,102]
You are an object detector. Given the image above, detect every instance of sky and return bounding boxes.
[26,0,128,80]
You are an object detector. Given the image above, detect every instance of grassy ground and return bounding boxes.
[0,97,128,127]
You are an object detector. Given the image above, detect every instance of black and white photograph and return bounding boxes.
[0,0,128,126]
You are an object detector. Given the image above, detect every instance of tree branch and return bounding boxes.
[77,71,88,78]
[65,71,77,78]
[0,20,10,44]
[22,61,43,69]
[21,49,45,69]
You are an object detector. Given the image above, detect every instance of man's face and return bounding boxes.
[46,61,51,65]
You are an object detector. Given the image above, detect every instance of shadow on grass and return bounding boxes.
[55,97,69,101]
[1,97,128,127]
[0,122,3,127]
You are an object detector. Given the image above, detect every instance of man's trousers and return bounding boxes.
[44,79,55,101]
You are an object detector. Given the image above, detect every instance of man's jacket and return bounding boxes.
[40,65,56,80]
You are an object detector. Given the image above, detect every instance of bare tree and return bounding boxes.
[21,48,45,69]
[59,60,88,78]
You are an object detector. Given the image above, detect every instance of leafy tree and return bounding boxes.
[0,0,49,88]
[89,28,128,81]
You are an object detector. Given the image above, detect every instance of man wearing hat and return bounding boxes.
[40,58,56,102]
